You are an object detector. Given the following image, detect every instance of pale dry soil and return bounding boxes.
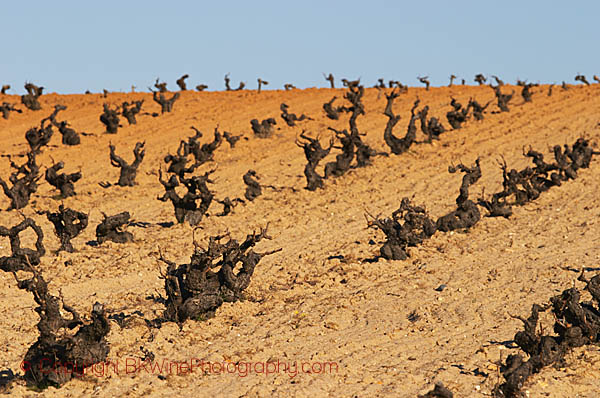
[0,85,599,397]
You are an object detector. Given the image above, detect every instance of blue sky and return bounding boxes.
[1,1,598,93]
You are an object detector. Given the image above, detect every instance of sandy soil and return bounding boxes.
[0,84,599,397]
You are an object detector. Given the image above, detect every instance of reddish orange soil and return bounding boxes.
[0,84,599,397]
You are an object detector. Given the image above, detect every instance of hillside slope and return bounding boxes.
[1,84,599,397]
